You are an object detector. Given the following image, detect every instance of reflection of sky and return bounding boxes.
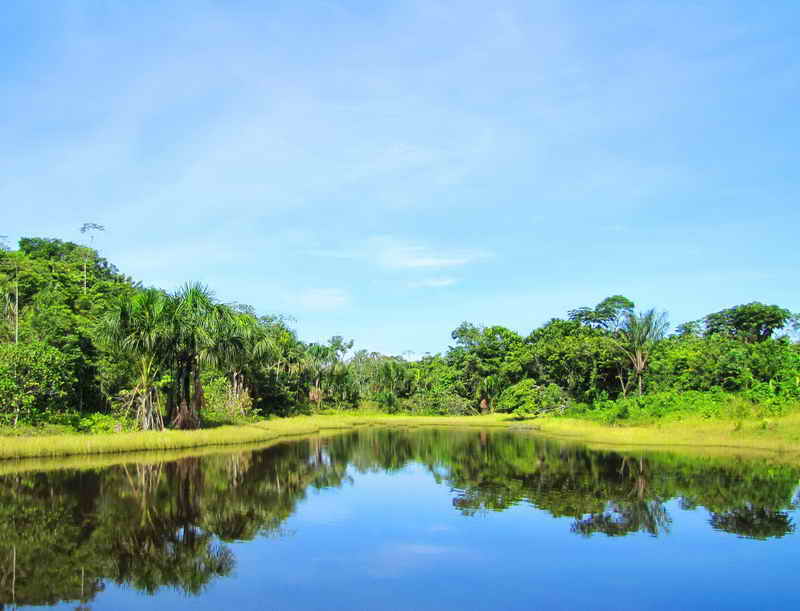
[47,463,800,611]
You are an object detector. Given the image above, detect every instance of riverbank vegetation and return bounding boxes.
[1,235,798,438]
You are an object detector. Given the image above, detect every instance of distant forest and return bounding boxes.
[1,236,798,431]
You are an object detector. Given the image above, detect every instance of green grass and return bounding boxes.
[4,411,800,465]
[530,412,800,460]
[0,414,512,461]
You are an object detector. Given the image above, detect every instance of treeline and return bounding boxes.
[1,237,798,430]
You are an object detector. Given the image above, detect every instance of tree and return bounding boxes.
[569,295,635,331]
[0,341,73,426]
[79,223,105,294]
[170,283,239,429]
[96,288,173,430]
[220,311,277,415]
[704,302,792,343]
[614,309,669,396]
[673,320,703,338]
[302,336,354,409]
[475,375,503,414]
[447,323,524,400]
[526,319,622,402]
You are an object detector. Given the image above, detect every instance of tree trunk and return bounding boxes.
[480,398,489,414]
[190,365,204,425]
[172,362,200,429]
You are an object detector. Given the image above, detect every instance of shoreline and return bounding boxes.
[2,412,800,466]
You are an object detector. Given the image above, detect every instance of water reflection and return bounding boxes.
[0,429,798,607]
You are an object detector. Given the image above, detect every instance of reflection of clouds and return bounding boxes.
[428,524,454,533]
[399,544,450,555]
[296,495,353,526]
[366,543,468,578]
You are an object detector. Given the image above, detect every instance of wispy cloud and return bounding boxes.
[409,277,457,288]
[309,235,490,271]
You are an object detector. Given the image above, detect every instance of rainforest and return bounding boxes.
[1,236,798,444]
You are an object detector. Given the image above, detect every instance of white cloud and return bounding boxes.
[309,235,489,271]
[409,277,457,288]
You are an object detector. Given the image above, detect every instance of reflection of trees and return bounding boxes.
[710,506,795,540]
[102,458,234,595]
[316,429,799,541]
[1,430,799,607]
[324,429,800,541]
[572,501,671,537]
[0,438,352,607]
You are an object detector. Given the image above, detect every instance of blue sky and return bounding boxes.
[2,1,798,356]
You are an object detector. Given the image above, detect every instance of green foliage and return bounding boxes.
[648,336,800,393]
[526,319,621,402]
[401,388,475,415]
[2,238,799,431]
[569,294,635,330]
[705,302,792,343]
[0,342,74,425]
[565,388,797,425]
[613,308,670,396]
[76,412,133,434]
[199,373,256,424]
[447,323,527,397]
[375,389,399,412]
[496,379,568,416]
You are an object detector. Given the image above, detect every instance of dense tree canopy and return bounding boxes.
[0,236,798,429]
[704,302,793,343]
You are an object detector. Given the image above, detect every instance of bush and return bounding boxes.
[201,373,256,424]
[562,387,800,425]
[375,390,399,413]
[0,342,74,426]
[648,336,800,394]
[496,379,568,417]
[402,389,475,415]
[76,412,133,434]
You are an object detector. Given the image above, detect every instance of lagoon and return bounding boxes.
[2,428,799,609]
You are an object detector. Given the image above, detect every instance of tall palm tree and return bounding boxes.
[96,288,172,430]
[218,312,277,415]
[303,343,333,409]
[614,309,669,396]
[170,283,240,429]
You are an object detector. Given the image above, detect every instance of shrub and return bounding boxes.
[201,373,256,424]
[496,379,568,417]
[402,389,475,415]
[562,387,800,425]
[375,390,399,413]
[77,412,133,434]
[0,342,74,426]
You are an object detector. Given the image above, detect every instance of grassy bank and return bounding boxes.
[3,412,800,464]
[531,412,800,457]
[0,414,512,461]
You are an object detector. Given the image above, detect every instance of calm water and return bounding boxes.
[1,428,799,610]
